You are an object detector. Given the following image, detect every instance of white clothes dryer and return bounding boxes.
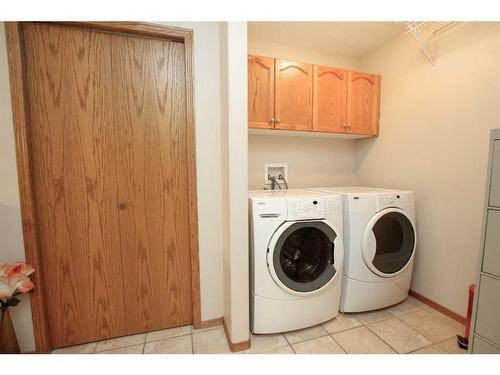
[308,187,416,312]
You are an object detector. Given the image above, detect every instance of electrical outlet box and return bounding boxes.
[264,163,288,185]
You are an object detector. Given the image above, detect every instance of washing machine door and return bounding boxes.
[361,208,416,277]
[267,221,338,295]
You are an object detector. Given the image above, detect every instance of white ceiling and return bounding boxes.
[247,22,406,58]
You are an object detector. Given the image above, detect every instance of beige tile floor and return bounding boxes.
[52,296,468,354]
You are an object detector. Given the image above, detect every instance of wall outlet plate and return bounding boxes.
[264,163,288,185]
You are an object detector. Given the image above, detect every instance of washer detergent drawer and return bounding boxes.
[253,199,286,218]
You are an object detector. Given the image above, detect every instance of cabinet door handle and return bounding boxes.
[269,118,275,125]
[275,118,280,124]
[344,122,348,129]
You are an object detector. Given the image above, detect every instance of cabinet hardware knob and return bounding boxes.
[118,202,128,209]
[276,118,280,124]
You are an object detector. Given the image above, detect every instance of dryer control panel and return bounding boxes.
[379,193,398,207]
[377,191,415,210]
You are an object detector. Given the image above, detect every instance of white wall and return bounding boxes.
[0,21,225,352]
[248,134,358,189]
[247,39,361,189]
[356,22,500,315]
[220,22,250,344]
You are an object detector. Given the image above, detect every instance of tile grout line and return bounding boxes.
[285,331,331,347]
[434,338,466,354]
[355,310,404,353]
[352,303,464,355]
[354,304,433,354]
[328,333,348,354]
[282,332,297,354]
[145,332,192,344]
[363,320,402,354]
[95,342,145,354]
[392,314,436,344]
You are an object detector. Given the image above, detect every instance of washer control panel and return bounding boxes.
[286,196,341,220]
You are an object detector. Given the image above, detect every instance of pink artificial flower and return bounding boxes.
[6,262,35,285]
[0,277,15,299]
[0,263,8,277]
[15,278,34,294]
[0,261,35,299]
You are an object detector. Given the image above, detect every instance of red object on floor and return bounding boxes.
[464,284,475,340]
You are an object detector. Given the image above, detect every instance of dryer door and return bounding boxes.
[361,208,416,277]
[267,221,339,295]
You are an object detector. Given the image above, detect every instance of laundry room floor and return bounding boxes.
[51,296,467,354]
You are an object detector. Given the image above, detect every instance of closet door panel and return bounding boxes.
[22,23,126,348]
[112,34,193,333]
[275,59,313,131]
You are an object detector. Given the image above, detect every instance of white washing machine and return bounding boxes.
[249,189,344,334]
[308,187,416,312]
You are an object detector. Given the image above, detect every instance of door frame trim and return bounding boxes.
[5,21,201,353]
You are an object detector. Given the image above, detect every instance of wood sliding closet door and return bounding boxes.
[17,23,193,348]
[112,34,192,334]
[22,23,127,348]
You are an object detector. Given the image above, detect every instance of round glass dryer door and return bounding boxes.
[361,208,416,277]
[267,221,338,294]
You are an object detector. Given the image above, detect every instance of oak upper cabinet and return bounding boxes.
[275,59,313,131]
[346,71,381,135]
[247,54,381,137]
[313,65,348,133]
[248,55,275,129]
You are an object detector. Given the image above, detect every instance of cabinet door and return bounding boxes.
[346,71,380,135]
[248,55,275,129]
[313,65,347,133]
[275,59,313,131]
